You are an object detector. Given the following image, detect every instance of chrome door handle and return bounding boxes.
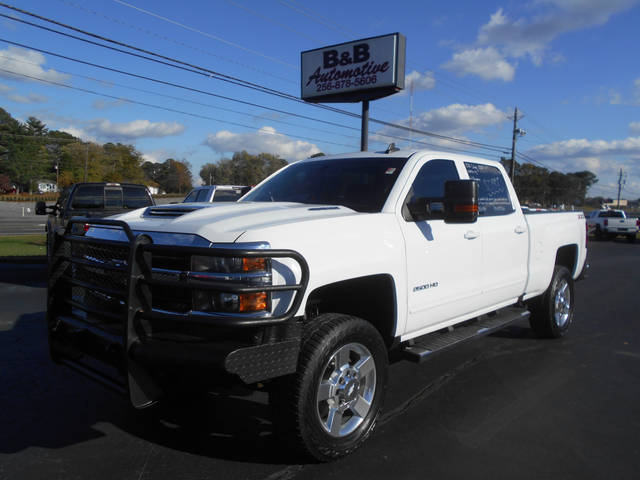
[514,225,527,234]
[464,231,480,239]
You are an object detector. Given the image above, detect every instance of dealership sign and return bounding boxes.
[301,33,406,103]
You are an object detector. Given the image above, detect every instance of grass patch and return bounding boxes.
[0,234,46,256]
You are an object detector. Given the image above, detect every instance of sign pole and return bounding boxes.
[361,100,369,151]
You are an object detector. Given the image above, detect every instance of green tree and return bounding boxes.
[200,151,287,186]
[146,158,193,193]
[25,116,48,136]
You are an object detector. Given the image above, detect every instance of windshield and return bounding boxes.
[601,210,624,218]
[213,189,243,202]
[241,157,408,213]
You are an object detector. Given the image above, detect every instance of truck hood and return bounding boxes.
[111,202,358,243]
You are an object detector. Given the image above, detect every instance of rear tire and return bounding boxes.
[270,313,388,462]
[529,266,575,338]
[627,234,636,243]
[594,225,603,240]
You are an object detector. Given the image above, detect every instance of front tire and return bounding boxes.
[627,234,636,243]
[271,314,388,462]
[529,265,575,338]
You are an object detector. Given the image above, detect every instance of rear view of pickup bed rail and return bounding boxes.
[46,149,587,461]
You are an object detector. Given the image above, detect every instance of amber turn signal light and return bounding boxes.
[239,292,268,312]
[242,257,267,272]
[454,204,479,213]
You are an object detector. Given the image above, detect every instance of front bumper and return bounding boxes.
[47,218,309,407]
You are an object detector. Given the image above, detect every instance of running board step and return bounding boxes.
[402,307,530,363]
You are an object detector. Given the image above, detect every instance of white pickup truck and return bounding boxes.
[586,209,639,242]
[46,149,587,461]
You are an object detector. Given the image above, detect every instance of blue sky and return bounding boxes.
[0,0,639,199]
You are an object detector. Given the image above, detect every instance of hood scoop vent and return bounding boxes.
[145,206,201,217]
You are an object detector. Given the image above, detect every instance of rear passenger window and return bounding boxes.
[464,162,514,216]
[72,185,104,209]
[123,186,153,208]
[403,159,459,221]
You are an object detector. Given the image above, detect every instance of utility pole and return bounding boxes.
[209,172,213,186]
[84,143,88,182]
[616,168,626,208]
[360,100,369,152]
[409,81,414,148]
[509,107,526,184]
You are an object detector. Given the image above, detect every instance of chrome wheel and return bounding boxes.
[316,342,377,438]
[554,279,571,328]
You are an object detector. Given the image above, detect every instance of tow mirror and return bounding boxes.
[35,201,47,215]
[444,180,478,224]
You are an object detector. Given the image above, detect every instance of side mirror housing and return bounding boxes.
[35,201,47,215]
[444,180,478,224]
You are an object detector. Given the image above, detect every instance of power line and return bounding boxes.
[278,0,360,36]
[0,38,361,135]
[0,4,513,154]
[0,52,363,142]
[55,0,297,85]
[225,0,321,42]
[0,41,509,159]
[111,0,298,69]
[0,8,309,105]
[0,66,358,150]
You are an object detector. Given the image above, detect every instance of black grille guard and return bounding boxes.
[47,217,310,407]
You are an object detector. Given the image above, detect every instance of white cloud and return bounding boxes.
[524,135,640,198]
[609,90,623,105]
[477,2,637,64]
[630,122,640,135]
[59,126,98,143]
[204,126,320,160]
[92,99,129,110]
[0,81,48,104]
[87,119,186,139]
[442,1,637,81]
[403,70,436,93]
[141,148,181,164]
[442,47,515,81]
[528,136,640,159]
[408,103,507,136]
[0,46,69,83]
[6,92,48,104]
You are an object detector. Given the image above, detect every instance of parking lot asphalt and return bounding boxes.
[0,239,639,480]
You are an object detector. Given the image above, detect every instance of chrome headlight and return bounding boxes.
[191,255,271,314]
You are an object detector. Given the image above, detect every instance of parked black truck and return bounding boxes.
[36,182,155,250]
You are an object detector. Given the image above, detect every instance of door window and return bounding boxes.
[403,159,459,221]
[464,162,514,216]
[196,188,210,202]
[183,189,198,202]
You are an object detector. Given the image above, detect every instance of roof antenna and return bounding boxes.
[386,143,400,153]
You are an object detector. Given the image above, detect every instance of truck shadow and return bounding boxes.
[0,311,294,464]
[0,262,47,287]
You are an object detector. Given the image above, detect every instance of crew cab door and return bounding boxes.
[462,161,528,304]
[398,158,483,336]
